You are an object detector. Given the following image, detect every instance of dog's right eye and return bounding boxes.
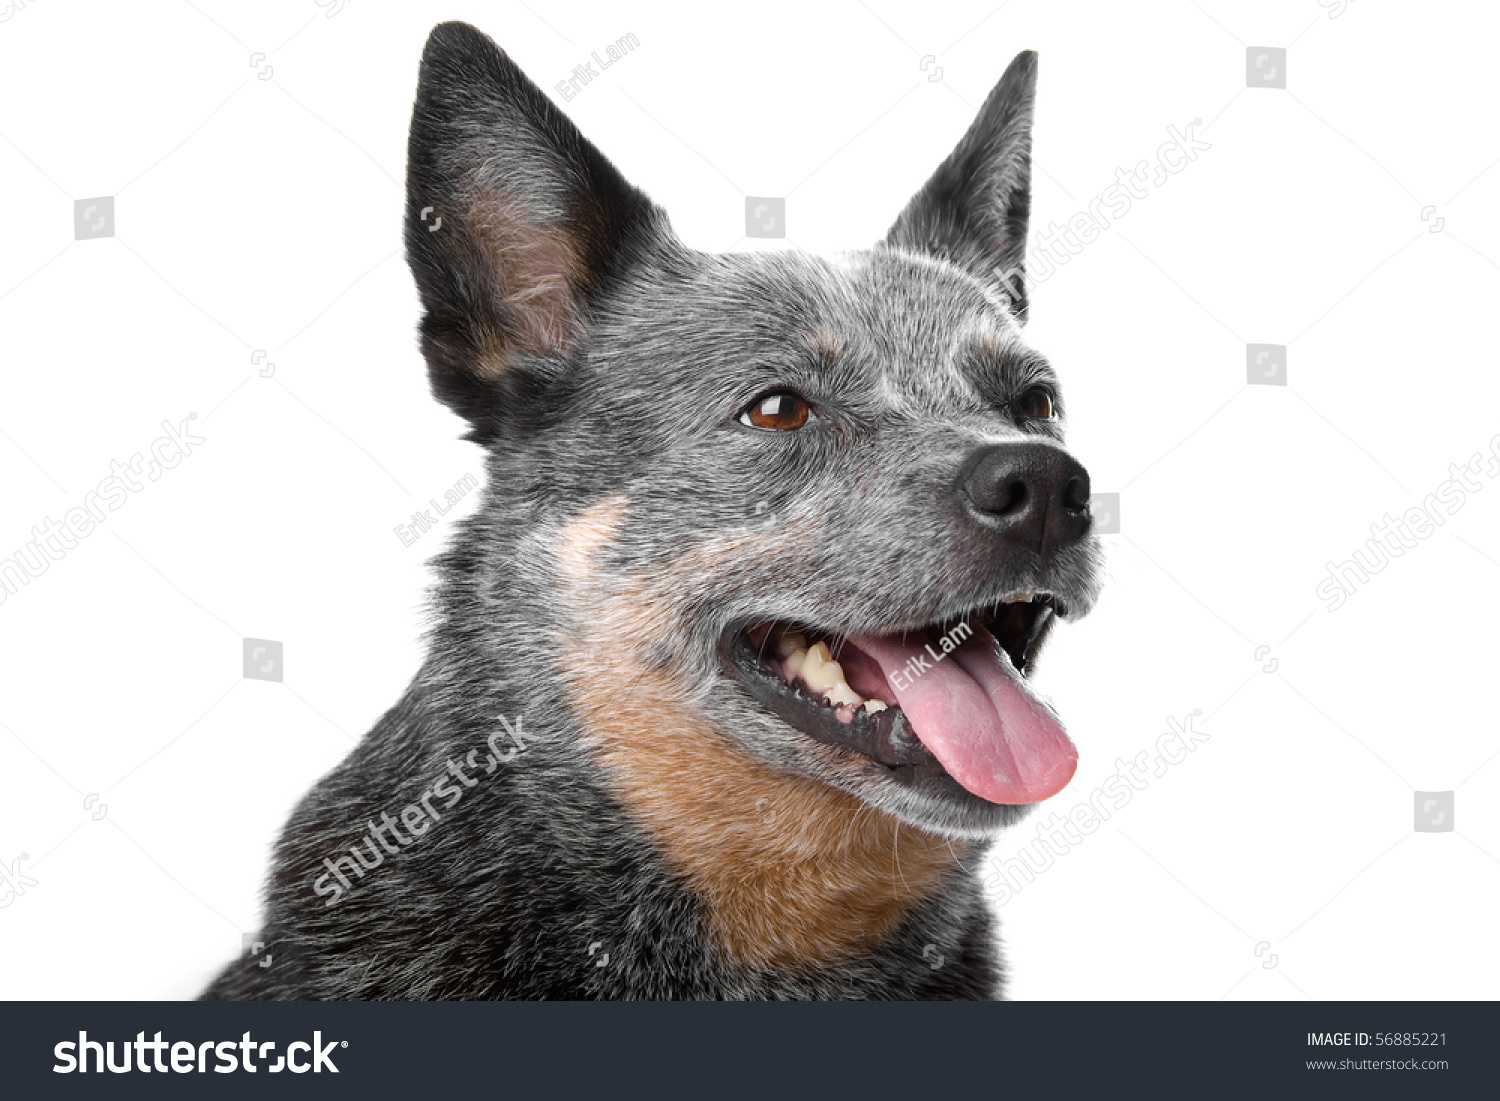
[739,391,811,431]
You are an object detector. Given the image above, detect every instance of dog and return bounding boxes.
[203,20,1101,1001]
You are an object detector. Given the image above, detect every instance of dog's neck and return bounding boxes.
[569,656,970,968]
[553,496,969,968]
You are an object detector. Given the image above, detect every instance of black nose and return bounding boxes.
[961,441,1092,551]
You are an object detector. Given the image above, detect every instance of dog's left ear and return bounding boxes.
[885,50,1036,323]
[405,22,669,437]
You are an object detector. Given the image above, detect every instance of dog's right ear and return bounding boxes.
[405,22,668,438]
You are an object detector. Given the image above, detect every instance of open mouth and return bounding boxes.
[720,593,1078,805]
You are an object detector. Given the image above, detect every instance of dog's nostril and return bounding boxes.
[1062,474,1090,513]
[966,447,1039,517]
[995,480,1028,516]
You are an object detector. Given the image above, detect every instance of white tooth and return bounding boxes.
[784,647,808,675]
[821,663,848,690]
[800,641,826,677]
[824,682,863,708]
[1001,591,1034,604]
[863,699,888,713]
[800,643,846,692]
[828,681,864,708]
[776,630,807,658]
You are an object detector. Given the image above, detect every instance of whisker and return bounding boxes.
[944,836,972,873]
[755,620,776,665]
[892,820,911,893]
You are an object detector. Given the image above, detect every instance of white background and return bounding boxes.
[1,0,1497,1000]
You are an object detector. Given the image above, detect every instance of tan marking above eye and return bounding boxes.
[1017,388,1054,420]
[739,391,810,431]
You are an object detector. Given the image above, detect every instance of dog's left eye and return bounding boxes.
[1016,388,1054,420]
[739,391,811,431]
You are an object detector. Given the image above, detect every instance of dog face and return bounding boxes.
[406,24,1102,841]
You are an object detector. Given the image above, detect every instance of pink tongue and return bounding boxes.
[848,624,1077,804]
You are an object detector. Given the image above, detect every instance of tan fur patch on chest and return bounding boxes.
[555,497,966,969]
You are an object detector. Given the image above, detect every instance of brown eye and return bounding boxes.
[739,391,810,431]
[1016,388,1054,420]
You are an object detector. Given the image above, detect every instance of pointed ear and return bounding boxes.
[885,50,1036,322]
[404,22,668,435]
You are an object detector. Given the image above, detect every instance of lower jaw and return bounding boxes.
[718,627,979,803]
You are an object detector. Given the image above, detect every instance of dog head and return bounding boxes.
[405,23,1102,841]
